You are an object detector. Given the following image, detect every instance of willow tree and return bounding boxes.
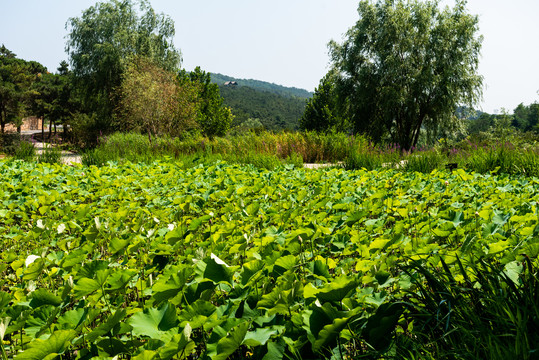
[65,0,181,128]
[329,0,483,150]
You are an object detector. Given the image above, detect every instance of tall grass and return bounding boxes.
[81,131,539,176]
[82,131,355,167]
[38,144,62,164]
[345,143,445,173]
[81,132,307,170]
[14,140,36,162]
[450,141,539,176]
[399,256,539,359]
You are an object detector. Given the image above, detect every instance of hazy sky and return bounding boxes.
[1,0,538,114]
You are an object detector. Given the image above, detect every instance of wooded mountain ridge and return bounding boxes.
[206,73,311,131]
[210,73,313,99]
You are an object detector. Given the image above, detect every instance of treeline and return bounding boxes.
[0,46,73,137]
[3,0,538,156]
[1,0,235,150]
[466,104,539,134]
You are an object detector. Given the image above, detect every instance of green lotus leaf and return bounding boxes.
[14,330,76,360]
[128,302,178,341]
[213,321,249,360]
[29,289,62,308]
[83,309,127,343]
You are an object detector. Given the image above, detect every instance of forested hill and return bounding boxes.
[210,73,313,99]
[207,73,311,131]
[218,85,308,131]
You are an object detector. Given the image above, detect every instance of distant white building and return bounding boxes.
[224,81,238,86]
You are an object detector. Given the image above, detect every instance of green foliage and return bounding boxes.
[117,56,199,140]
[1,160,538,358]
[81,132,303,170]
[404,150,444,173]
[345,145,383,171]
[0,45,46,133]
[0,133,23,155]
[83,131,353,166]
[468,112,496,134]
[14,140,36,162]
[329,0,483,150]
[29,61,74,140]
[178,67,234,138]
[300,71,346,132]
[219,84,306,131]
[66,0,181,127]
[401,257,539,359]
[37,144,62,165]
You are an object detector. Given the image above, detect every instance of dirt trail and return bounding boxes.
[33,141,82,165]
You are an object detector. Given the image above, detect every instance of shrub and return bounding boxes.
[1,133,22,155]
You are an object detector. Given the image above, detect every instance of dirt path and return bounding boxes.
[303,162,343,169]
[33,141,82,165]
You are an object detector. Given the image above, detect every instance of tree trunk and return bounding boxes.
[63,122,68,142]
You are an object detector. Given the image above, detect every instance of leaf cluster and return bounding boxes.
[0,160,537,358]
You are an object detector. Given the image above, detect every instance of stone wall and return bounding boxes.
[4,117,46,132]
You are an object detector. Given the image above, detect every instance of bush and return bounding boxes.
[0,133,22,155]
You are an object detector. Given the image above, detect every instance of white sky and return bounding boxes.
[1,0,538,114]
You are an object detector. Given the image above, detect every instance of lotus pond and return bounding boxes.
[0,160,537,359]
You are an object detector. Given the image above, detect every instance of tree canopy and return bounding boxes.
[117,56,199,140]
[29,61,75,138]
[299,70,345,132]
[0,45,47,133]
[178,67,234,138]
[65,0,181,121]
[329,0,483,150]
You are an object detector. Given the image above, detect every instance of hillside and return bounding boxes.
[210,73,313,99]
[219,85,307,131]
[207,73,311,131]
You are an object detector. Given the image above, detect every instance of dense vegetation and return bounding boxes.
[219,85,307,131]
[303,0,483,151]
[1,159,538,359]
[1,0,539,358]
[210,73,313,99]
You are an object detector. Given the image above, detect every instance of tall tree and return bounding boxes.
[529,103,539,131]
[30,61,75,139]
[65,0,181,128]
[329,0,483,150]
[299,70,346,132]
[178,67,234,138]
[0,46,46,133]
